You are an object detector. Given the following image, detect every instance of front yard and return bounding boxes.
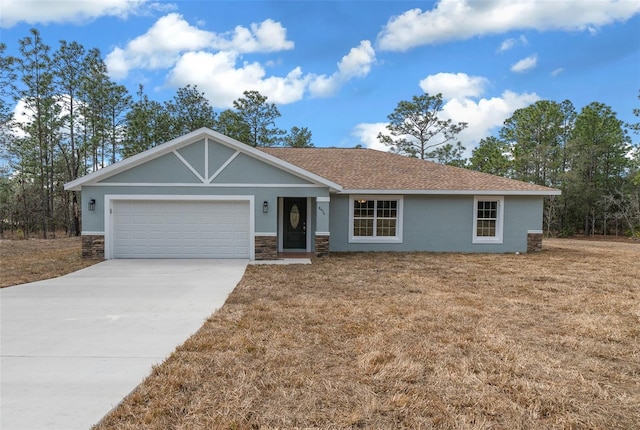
[93,239,639,429]
[0,236,99,288]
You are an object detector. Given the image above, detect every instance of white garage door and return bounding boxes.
[112,200,250,258]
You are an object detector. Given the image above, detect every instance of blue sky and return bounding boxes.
[2,0,639,155]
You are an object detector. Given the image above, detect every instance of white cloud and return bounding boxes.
[0,0,148,28]
[419,72,488,99]
[377,0,640,51]
[212,19,294,53]
[551,67,565,77]
[351,123,389,151]
[354,73,540,156]
[511,54,538,73]
[168,41,376,108]
[497,34,528,52]
[107,14,375,106]
[498,38,517,52]
[309,40,376,97]
[105,13,294,79]
[167,51,307,108]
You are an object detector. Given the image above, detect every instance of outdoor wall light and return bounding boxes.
[263,201,269,213]
[88,199,96,211]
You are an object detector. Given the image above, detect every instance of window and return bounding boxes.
[349,196,403,243]
[473,196,504,244]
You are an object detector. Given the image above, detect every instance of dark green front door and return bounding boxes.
[283,198,307,249]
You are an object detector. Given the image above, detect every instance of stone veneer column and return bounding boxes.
[527,230,543,252]
[254,235,278,260]
[82,234,105,259]
[315,234,330,258]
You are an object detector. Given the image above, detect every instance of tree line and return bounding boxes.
[379,93,640,237]
[0,29,312,238]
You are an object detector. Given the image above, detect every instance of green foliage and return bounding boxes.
[0,43,15,130]
[500,100,570,187]
[231,90,285,147]
[430,142,466,167]
[626,90,640,135]
[283,126,314,147]
[121,84,171,158]
[469,137,511,176]
[216,109,252,143]
[378,93,467,161]
[165,84,216,136]
[565,102,632,235]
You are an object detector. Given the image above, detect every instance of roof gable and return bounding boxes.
[64,128,342,191]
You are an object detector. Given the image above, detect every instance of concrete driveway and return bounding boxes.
[0,259,247,430]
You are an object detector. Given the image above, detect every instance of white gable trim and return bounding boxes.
[65,128,343,192]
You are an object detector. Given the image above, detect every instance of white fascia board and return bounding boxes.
[65,127,343,193]
[340,189,561,196]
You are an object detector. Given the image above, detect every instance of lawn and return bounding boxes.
[0,236,99,288]
[93,239,639,429]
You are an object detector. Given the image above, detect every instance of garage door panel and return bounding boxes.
[112,200,250,259]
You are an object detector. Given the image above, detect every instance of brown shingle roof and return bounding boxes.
[260,147,559,193]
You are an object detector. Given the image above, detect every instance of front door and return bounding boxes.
[283,198,307,250]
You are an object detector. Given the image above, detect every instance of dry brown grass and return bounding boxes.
[95,239,639,430]
[0,237,100,288]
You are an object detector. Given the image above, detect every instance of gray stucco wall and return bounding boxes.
[81,185,329,234]
[329,194,543,253]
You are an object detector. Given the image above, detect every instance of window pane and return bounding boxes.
[376,200,398,218]
[353,198,399,238]
[354,200,374,218]
[477,200,498,220]
[376,218,397,236]
[354,218,373,236]
[476,220,496,237]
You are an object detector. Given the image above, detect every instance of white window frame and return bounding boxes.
[349,195,403,243]
[473,196,504,244]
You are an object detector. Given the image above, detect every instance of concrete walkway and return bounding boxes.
[0,259,247,430]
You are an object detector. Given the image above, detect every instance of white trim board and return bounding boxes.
[340,189,560,196]
[472,196,504,245]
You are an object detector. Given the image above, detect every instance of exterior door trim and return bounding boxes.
[278,197,311,252]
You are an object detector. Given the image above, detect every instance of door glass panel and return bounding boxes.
[290,204,300,229]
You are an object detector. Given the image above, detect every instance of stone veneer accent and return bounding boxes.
[255,235,278,260]
[82,234,105,259]
[527,231,543,253]
[315,234,330,258]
